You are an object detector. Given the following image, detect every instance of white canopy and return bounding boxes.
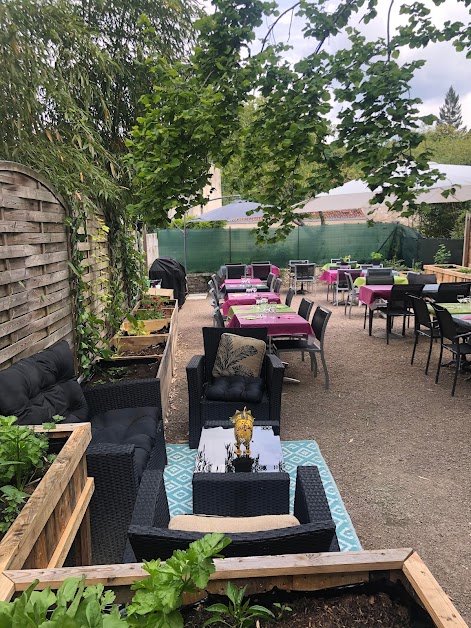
[297,163,471,214]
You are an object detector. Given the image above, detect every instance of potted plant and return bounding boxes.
[0,420,92,600]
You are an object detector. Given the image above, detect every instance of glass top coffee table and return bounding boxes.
[192,426,290,517]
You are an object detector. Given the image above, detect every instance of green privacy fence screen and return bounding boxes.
[156,223,462,272]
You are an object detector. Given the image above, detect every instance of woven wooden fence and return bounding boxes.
[0,161,112,370]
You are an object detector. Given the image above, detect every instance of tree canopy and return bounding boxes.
[126,0,471,243]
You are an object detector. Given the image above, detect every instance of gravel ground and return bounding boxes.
[166,286,471,623]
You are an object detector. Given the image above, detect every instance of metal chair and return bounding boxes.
[366,275,394,285]
[298,298,314,321]
[431,303,471,396]
[292,263,315,294]
[407,272,438,285]
[368,284,423,343]
[226,264,246,279]
[409,295,440,375]
[251,263,271,280]
[213,308,225,328]
[273,306,332,389]
[285,288,295,307]
[344,271,363,317]
[366,267,393,277]
[288,260,309,289]
[266,272,276,291]
[330,258,341,264]
[435,282,471,303]
[273,278,282,293]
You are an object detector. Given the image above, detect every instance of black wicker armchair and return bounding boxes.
[0,341,167,564]
[128,465,339,561]
[186,327,285,449]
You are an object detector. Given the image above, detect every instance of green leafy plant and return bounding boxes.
[340,255,351,264]
[434,244,452,265]
[204,582,275,628]
[370,251,383,261]
[123,315,149,336]
[127,533,231,627]
[0,576,126,627]
[134,309,166,321]
[0,415,65,535]
[273,601,293,621]
[382,257,409,272]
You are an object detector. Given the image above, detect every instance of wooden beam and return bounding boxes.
[47,478,94,568]
[402,552,467,628]
[4,549,413,592]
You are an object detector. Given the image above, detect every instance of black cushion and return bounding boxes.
[90,406,159,479]
[205,376,264,403]
[0,340,89,425]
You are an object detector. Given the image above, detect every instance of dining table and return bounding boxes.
[226,303,292,321]
[222,278,270,294]
[318,268,402,286]
[353,275,406,287]
[226,307,313,337]
[358,284,394,305]
[221,292,281,316]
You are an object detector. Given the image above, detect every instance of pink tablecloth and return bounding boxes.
[223,278,267,288]
[358,285,393,305]
[319,269,364,284]
[221,292,281,316]
[247,264,280,277]
[226,312,312,336]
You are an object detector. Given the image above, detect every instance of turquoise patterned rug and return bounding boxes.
[165,440,361,552]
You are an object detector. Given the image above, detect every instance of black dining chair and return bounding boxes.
[368,284,423,343]
[409,295,440,375]
[435,282,471,303]
[285,288,295,307]
[431,303,471,396]
[226,264,246,279]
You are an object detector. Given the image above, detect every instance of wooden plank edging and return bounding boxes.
[402,552,467,628]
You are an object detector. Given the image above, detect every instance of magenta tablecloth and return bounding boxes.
[319,269,366,284]
[221,292,281,316]
[223,278,267,288]
[247,264,280,277]
[358,285,393,305]
[226,312,312,336]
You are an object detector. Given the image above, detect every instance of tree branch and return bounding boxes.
[261,2,301,51]
[387,0,395,62]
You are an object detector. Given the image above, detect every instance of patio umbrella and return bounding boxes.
[190,199,265,222]
[296,163,471,214]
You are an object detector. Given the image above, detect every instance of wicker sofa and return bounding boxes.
[0,340,167,564]
[186,327,285,449]
[128,466,339,560]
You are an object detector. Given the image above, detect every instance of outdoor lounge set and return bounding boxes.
[0,319,340,565]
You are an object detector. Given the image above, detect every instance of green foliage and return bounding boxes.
[0,576,126,627]
[415,201,470,239]
[370,251,383,261]
[0,0,195,374]
[168,219,228,230]
[204,582,275,627]
[0,416,49,490]
[438,86,464,130]
[382,257,409,271]
[0,535,232,626]
[434,244,452,265]
[0,415,64,534]
[127,0,470,244]
[127,533,232,627]
[416,125,471,165]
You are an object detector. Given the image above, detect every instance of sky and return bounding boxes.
[201,0,471,128]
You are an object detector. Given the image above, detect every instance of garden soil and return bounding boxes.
[166,288,471,624]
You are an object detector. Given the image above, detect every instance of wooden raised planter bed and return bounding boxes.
[94,306,178,419]
[0,549,465,625]
[424,264,471,283]
[0,423,93,601]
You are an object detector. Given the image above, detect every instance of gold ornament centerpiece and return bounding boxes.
[230,407,254,456]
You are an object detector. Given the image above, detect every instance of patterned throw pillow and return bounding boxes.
[212,333,266,378]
